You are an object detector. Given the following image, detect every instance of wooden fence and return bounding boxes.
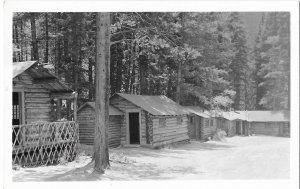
[12,121,78,167]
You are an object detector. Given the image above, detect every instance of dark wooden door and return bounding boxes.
[236,121,241,135]
[129,112,140,144]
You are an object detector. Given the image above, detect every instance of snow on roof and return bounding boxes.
[183,106,210,118]
[236,111,290,122]
[13,61,37,78]
[77,102,123,116]
[114,93,189,116]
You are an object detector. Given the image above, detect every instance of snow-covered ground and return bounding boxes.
[12,136,290,181]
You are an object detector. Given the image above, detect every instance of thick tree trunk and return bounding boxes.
[94,12,110,173]
[19,21,24,61]
[115,45,123,93]
[176,59,182,104]
[55,13,62,76]
[63,27,70,81]
[129,63,136,94]
[176,13,185,104]
[110,45,117,94]
[30,13,39,61]
[14,23,20,61]
[124,44,132,93]
[44,13,49,63]
[139,55,148,95]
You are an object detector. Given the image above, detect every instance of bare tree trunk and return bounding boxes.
[130,63,136,94]
[115,45,123,93]
[94,12,110,174]
[88,58,94,100]
[30,13,39,61]
[176,13,185,104]
[44,13,49,63]
[139,55,148,95]
[19,21,24,62]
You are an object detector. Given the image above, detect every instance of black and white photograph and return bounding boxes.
[1,0,299,188]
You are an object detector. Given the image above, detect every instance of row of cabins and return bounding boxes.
[78,93,190,148]
[78,97,290,148]
[12,61,291,167]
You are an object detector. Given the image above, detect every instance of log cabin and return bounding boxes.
[237,111,290,137]
[110,93,190,148]
[12,61,78,166]
[184,106,216,141]
[77,102,124,148]
[214,111,248,137]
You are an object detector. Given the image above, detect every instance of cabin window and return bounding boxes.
[177,117,183,125]
[159,118,166,127]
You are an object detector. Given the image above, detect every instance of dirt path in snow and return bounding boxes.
[12,136,289,181]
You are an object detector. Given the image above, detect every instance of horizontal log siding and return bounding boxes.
[110,96,146,145]
[200,118,217,140]
[250,122,290,137]
[77,106,123,148]
[152,115,189,147]
[13,72,52,123]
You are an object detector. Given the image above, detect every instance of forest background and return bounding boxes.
[12,12,290,115]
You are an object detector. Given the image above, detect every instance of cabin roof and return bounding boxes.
[13,61,37,78]
[183,106,210,118]
[13,61,72,93]
[77,102,123,116]
[113,93,189,116]
[236,110,290,122]
[221,111,248,121]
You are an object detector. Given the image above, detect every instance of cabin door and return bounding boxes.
[129,112,140,144]
[236,121,241,135]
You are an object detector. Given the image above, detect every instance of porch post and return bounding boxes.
[57,99,61,120]
[73,92,78,122]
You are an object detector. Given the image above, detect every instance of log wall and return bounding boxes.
[250,122,290,137]
[13,72,52,123]
[77,106,123,148]
[152,115,189,147]
[199,117,217,140]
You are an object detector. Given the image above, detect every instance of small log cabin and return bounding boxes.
[13,61,77,125]
[237,111,290,137]
[77,102,124,148]
[216,111,247,137]
[110,93,190,148]
[184,106,216,141]
[12,61,78,166]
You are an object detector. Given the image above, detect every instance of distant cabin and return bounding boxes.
[110,93,190,147]
[184,106,215,141]
[77,102,124,148]
[215,111,290,137]
[237,111,290,137]
[217,111,248,137]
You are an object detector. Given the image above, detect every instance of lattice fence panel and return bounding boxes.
[12,121,78,167]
